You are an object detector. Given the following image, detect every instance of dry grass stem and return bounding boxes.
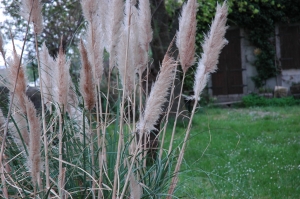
[1,0,230,197]
[176,0,198,72]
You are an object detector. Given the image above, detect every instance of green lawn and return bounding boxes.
[167,106,300,198]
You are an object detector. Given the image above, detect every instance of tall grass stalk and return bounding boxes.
[112,2,133,197]
[0,0,228,198]
[167,2,228,197]
[0,7,33,197]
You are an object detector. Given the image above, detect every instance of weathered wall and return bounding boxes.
[240,29,278,93]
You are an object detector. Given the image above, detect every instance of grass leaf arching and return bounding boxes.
[0,0,228,198]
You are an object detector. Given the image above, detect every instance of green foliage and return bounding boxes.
[25,62,38,82]
[1,0,84,57]
[230,0,300,88]
[196,0,232,52]
[193,0,300,89]
[242,94,300,107]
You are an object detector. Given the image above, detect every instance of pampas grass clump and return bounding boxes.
[0,0,228,198]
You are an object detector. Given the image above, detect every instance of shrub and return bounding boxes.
[242,94,300,107]
[0,0,228,198]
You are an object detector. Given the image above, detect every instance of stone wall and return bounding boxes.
[240,29,278,94]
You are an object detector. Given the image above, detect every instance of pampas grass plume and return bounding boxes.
[20,0,43,34]
[7,51,27,114]
[25,96,41,185]
[53,39,70,112]
[176,0,198,72]
[79,39,96,111]
[81,0,99,23]
[194,1,228,98]
[137,51,177,133]
[137,0,152,72]
[40,42,54,107]
[106,0,124,68]
[138,0,152,52]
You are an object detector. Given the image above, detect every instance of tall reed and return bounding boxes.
[0,1,228,198]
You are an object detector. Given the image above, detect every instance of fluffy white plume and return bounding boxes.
[40,42,54,108]
[81,0,105,83]
[176,0,198,73]
[137,53,177,133]
[106,0,124,69]
[25,96,41,185]
[79,39,96,111]
[53,41,70,112]
[117,2,139,96]
[81,0,99,22]
[137,0,152,73]
[193,2,228,99]
[20,0,43,34]
[7,51,27,114]
[85,23,104,83]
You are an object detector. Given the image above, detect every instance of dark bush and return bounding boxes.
[242,94,300,107]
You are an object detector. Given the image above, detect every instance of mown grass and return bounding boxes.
[165,106,300,198]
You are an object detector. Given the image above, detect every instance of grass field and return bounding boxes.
[166,106,300,198]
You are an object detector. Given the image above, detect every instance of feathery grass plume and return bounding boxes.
[194,2,228,98]
[167,3,229,197]
[20,0,43,34]
[129,173,142,199]
[85,19,104,83]
[40,42,54,108]
[53,39,70,112]
[116,0,139,95]
[12,115,29,147]
[117,25,127,88]
[81,0,99,23]
[106,0,124,69]
[138,0,152,53]
[79,39,96,111]
[137,52,177,133]
[176,0,198,73]
[117,24,135,95]
[25,96,41,186]
[8,70,29,149]
[127,3,139,93]
[137,0,152,72]
[7,50,27,114]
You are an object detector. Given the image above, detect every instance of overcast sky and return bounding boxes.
[0,4,23,69]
